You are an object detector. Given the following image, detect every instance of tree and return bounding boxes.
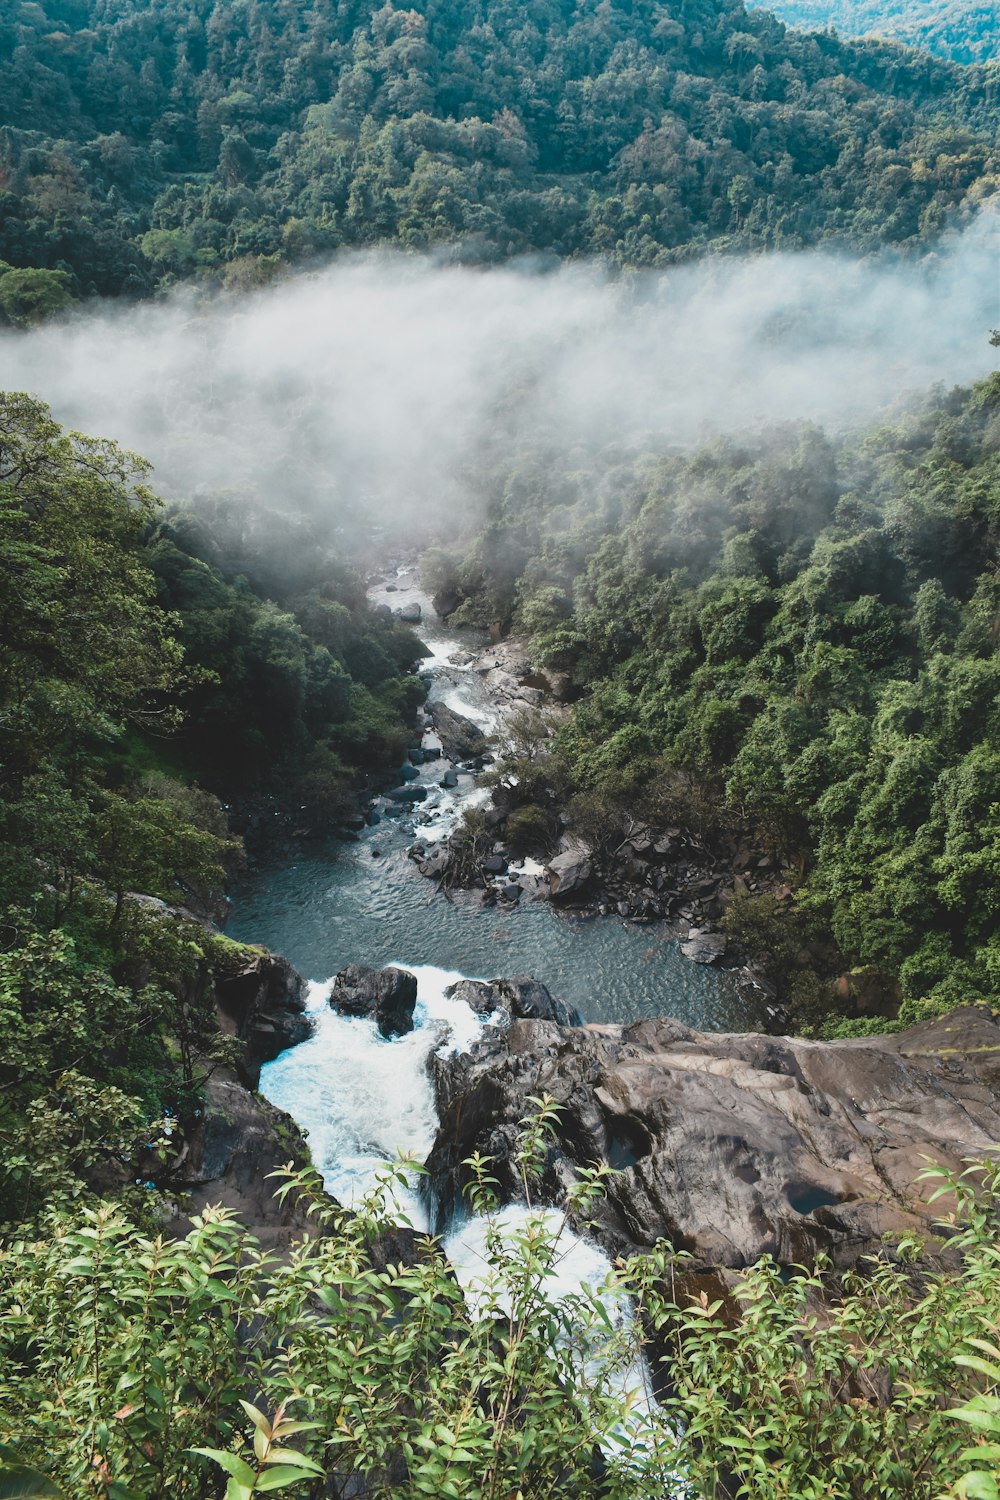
[0,267,74,325]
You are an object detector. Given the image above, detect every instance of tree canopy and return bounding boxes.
[428,369,1000,1027]
[0,0,996,301]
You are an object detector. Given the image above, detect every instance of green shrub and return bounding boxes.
[3,1111,1000,1498]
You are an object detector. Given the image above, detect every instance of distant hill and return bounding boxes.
[0,0,997,299]
[754,0,999,65]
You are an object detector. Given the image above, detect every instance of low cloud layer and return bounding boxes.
[1,213,997,538]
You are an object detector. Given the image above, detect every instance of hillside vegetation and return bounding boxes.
[0,392,421,1226]
[427,368,1000,1027]
[757,0,999,67]
[0,0,997,308]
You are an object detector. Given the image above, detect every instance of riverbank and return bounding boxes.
[389,581,795,1022]
[228,562,770,1032]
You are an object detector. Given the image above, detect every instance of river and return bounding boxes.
[227,566,770,1221]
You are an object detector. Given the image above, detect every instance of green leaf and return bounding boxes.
[263,1448,323,1473]
[0,1468,68,1500]
[957,1474,1000,1500]
[188,1449,256,1485]
[255,1467,320,1492]
[239,1401,272,1436]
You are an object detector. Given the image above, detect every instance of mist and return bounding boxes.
[0,212,996,542]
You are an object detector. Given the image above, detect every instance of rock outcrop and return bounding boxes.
[426,1004,1000,1274]
[446,975,584,1027]
[427,702,490,761]
[330,963,418,1038]
[546,842,594,902]
[214,948,313,1086]
[680,928,727,965]
[169,1075,314,1249]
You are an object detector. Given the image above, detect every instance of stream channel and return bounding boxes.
[227,566,771,1342]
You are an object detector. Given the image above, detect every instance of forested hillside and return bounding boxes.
[0,0,997,307]
[0,392,421,1221]
[756,0,999,66]
[426,367,1000,1027]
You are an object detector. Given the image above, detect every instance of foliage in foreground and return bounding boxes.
[2,1109,1000,1500]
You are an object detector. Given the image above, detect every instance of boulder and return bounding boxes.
[170,1075,314,1250]
[428,702,489,761]
[214,948,312,1087]
[424,1004,1000,1274]
[547,671,575,703]
[546,844,593,901]
[396,601,422,624]
[387,784,428,804]
[832,967,902,1021]
[680,928,727,964]
[432,585,464,618]
[445,975,583,1028]
[329,963,418,1039]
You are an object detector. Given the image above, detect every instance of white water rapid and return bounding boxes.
[260,963,487,1226]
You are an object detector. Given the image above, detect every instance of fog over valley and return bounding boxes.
[1,214,996,538]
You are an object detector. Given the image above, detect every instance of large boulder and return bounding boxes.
[387,783,428,804]
[546,843,593,901]
[432,585,464,618]
[169,1075,314,1250]
[428,702,489,761]
[396,601,422,624]
[330,963,418,1039]
[213,948,312,1087]
[680,928,727,965]
[445,975,583,1027]
[424,1004,1000,1275]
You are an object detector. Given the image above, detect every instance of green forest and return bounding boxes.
[2,0,1000,1495]
[0,390,423,1216]
[756,0,999,67]
[427,367,1000,1032]
[0,0,998,311]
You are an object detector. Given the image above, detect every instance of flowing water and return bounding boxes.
[227,569,767,1353]
[230,572,768,1033]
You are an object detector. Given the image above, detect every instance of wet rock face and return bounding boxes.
[330,963,418,1039]
[214,949,312,1087]
[426,1004,1000,1273]
[445,975,584,1028]
[170,1076,314,1250]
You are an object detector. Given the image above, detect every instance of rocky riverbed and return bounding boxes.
[425,995,1000,1278]
[178,936,1000,1293]
[401,617,798,1013]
